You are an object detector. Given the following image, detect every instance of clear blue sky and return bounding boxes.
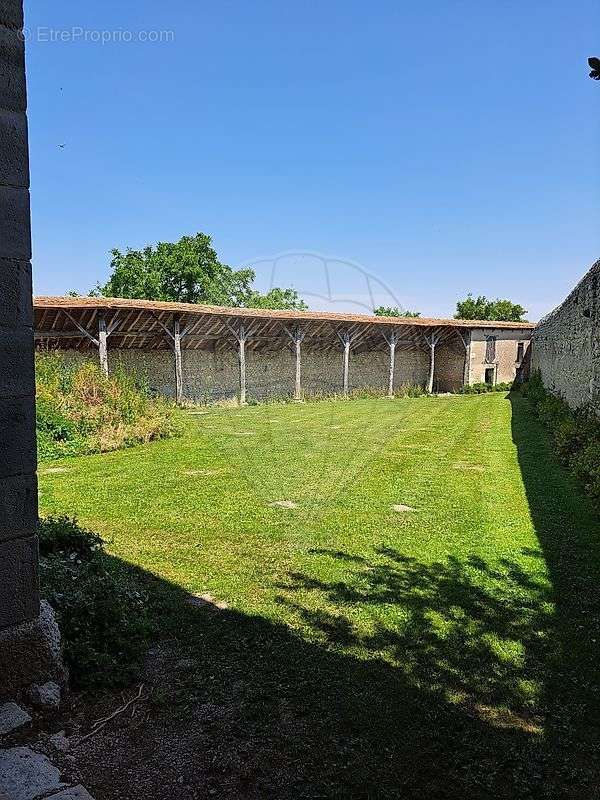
[25,1,599,320]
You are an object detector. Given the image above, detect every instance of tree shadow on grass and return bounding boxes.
[79,550,551,800]
[275,546,558,798]
[73,394,600,799]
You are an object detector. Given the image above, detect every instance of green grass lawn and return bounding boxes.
[39,393,600,798]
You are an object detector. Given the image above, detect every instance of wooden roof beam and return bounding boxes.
[61,310,99,347]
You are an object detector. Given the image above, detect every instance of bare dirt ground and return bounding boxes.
[70,642,323,800]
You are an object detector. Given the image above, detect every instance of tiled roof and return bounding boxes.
[34,296,535,330]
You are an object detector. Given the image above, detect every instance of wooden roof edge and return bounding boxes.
[33,296,536,331]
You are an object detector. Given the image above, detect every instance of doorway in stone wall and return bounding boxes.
[484,366,496,386]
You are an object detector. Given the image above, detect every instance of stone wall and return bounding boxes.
[531,259,600,409]
[0,1,39,630]
[58,345,439,401]
[54,328,531,401]
[0,0,64,697]
[435,341,466,393]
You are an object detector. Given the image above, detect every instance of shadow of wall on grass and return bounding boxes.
[509,392,600,796]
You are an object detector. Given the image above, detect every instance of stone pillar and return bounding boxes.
[462,330,472,387]
[0,0,39,630]
[0,1,63,694]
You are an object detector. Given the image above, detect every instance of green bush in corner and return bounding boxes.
[523,371,600,506]
[36,352,181,460]
[39,516,155,688]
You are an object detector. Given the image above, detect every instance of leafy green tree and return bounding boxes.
[454,295,527,322]
[95,232,306,310]
[373,306,421,318]
[244,287,307,310]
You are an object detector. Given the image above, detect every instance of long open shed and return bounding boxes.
[34,297,534,402]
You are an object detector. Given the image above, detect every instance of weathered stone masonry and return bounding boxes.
[0,0,64,696]
[0,1,39,631]
[58,346,434,401]
[531,259,600,409]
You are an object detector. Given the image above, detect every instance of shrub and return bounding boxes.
[522,371,600,509]
[344,386,426,400]
[460,383,487,394]
[536,394,569,429]
[398,385,427,398]
[39,516,153,688]
[521,370,546,406]
[39,515,103,557]
[303,385,428,402]
[460,382,513,395]
[553,415,583,461]
[36,397,84,460]
[572,442,600,503]
[36,352,181,460]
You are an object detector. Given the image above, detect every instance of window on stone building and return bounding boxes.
[485,336,496,363]
[517,342,524,362]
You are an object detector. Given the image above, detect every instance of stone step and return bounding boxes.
[0,747,64,800]
[0,704,30,736]
[0,746,96,800]
[47,787,95,800]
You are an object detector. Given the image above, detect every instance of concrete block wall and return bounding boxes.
[0,1,39,629]
[531,259,600,409]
